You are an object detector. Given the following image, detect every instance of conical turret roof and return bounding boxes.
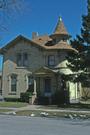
[53,17,69,35]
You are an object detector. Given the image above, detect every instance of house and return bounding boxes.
[0,17,81,104]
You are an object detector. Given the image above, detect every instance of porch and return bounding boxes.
[31,67,70,105]
[33,67,57,105]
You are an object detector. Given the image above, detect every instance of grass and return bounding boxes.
[0,109,13,113]
[16,110,90,118]
[0,102,28,108]
[16,110,42,116]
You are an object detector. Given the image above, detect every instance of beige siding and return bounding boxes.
[2,40,45,98]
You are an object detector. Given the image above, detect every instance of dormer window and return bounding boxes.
[45,41,54,46]
[62,38,66,41]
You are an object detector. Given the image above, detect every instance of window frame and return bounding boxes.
[16,52,28,67]
[48,55,55,66]
[17,53,22,67]
[23,53,28,67]
[10,75,17,93]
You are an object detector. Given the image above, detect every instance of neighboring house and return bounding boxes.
[0,17,81,104]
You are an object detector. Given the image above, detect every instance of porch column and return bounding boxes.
[33,78,37,96]
[29,77,37,105]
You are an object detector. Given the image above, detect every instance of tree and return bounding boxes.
[68,0,90,73]
[70,0,90,52]
[0,0,28,32]
[67,0,90,98]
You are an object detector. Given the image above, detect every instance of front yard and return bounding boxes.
[0,101,90,119]
[16,110,90,119]
[0,102,28,108]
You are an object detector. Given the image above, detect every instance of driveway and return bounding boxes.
[0,115,90,135]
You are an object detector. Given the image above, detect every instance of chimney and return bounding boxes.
[32,32,38,39]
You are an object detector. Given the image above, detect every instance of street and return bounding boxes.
[0,115,90,135]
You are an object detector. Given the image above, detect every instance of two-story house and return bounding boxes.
[0,17,81,104]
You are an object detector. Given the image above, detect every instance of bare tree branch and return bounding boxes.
[0,0,29,34]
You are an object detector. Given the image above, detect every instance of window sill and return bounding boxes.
[47,65,55,68]
[16,66,29,69]
[8,93,17,95]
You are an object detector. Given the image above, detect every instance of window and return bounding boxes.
[48,55,55,66]
[17,53,22,66]
[28,76,34,92]
[23,53,28,66]
[11,75,17,92]
[17,53,28,67]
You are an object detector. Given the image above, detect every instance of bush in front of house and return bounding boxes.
[37,96,50,105]
[4,98,20,102]
[52,90,70,105]
[20,92,32,103]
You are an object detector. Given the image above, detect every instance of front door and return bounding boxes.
[44,78,51,96]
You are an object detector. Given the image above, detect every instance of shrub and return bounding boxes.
[4,98,20,102]
[38,96,50,105]
[52,90,70,105]
[20,92,32,103]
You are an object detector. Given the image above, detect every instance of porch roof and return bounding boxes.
[34,67,58,75]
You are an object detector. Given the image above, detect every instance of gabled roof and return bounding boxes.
[32,35,52,45]
[53,17,69,36]
[45,41,76,51]
[32,35,76,51]
[0,35,45,54]
[0,34,76,54]
[34,67,57,75]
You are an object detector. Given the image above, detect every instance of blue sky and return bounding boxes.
[0,0,87,70]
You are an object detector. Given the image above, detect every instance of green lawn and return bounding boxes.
[16,110,90,118]
[0,102,28,108]
[0,109,13,113]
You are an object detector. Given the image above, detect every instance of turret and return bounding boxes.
[50,17,70,43]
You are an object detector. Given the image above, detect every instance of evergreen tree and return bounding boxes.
[71,0,90,52]
[67,0,90,83]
